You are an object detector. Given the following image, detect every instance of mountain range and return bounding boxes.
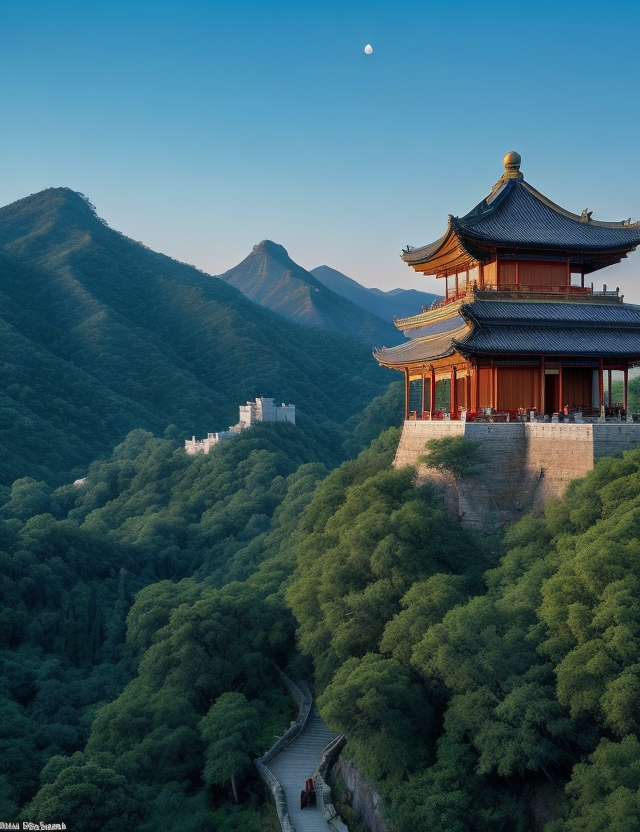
[310,264,439,322]
[214,240,400,344]
[0,188,398,487]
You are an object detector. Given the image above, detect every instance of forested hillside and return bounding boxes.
[0,188,395,488]
[287,443,640,831]
[4,371,640,829]
[0,383,405,830]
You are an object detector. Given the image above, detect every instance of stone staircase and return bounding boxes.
[266,707,347,832]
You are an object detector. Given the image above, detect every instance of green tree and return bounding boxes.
[419,436,482,479]
[546,736,640,832]
[22,752,142,832]
[317,654,432,782]
[1,477,51,520]
[199,692,262,803]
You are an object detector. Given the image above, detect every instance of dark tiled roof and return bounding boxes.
[462,299,640,327]
[374,321,471,366]
[402,178,640,265]
[402,313,465,339]
[402,230,449,264]
[374,297,640,367]
[455,326,640,357]
[456,180,640,250]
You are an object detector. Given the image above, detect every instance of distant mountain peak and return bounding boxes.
[0,187,111,234]
[252,240,289,257]
[216,242,399,345]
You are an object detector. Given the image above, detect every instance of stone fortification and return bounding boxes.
[185,396,295,455]
[395,420,640,529]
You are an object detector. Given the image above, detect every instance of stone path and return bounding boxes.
[266,707,346,832]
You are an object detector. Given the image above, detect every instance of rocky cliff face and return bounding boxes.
[330,756,389,832]
[394,420,640,530]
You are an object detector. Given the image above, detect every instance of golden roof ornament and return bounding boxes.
[502,151,523,179]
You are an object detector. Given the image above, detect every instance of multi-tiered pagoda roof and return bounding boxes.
[402,152,640,275]
[376,153,640,421]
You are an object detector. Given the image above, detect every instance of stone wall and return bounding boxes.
[331,756,389,832]
[395,420,640,528]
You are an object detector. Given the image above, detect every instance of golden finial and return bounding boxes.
[502,151,523,179]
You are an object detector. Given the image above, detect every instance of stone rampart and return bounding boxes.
[331,757,389,832]
[395,420,640,528]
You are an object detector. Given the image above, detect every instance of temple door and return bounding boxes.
[544,374,559,415]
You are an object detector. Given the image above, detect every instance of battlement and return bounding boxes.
[238,397,296,428]
[185,397,296,455]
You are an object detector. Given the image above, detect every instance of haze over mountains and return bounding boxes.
[214,240,400,344]
[0,187,396,487]
[311,264,440,322]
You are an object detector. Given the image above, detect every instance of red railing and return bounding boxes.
[396,283,621,325]
[426,290,468,310]
[481,284,593,295]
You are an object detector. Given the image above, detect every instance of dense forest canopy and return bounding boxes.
[0,384,405,830]
[5,385,640,830]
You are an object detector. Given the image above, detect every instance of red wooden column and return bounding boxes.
[598,358,604,412]
[607,369,612,406]
[465,371,471,413]
[404,368,410,420]
[540,356,545,415]
[430,367,436,418]
[624,365,629,413]
[450,367,457,417]
[470,362,478,413]
[422,368,427,418]
[491,360,497,410]
[559,364,564,414]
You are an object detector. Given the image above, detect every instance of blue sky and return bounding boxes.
[1,0,640,298]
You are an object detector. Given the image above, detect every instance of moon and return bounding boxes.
[364,44,373,54]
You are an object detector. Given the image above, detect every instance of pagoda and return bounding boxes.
[375,152,640,421]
